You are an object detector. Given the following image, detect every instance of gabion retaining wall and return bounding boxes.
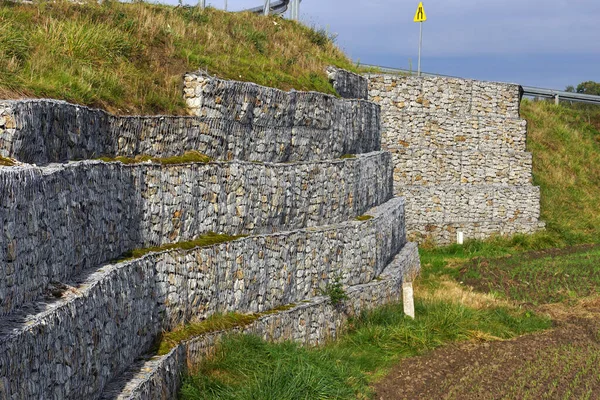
[366,73,542,244]
[0,95,380,165]
[0,69,414,400]
[366,74,522,118]
[326,66,369,100]
[100,242,420,400]
[392,149,533,186]
[380,113,528,152]
[0,199,409,400]
[0,152,392,317]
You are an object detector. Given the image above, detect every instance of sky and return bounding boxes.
[172,0,600,90]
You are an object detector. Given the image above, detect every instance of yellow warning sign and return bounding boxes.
[414,2,427,22]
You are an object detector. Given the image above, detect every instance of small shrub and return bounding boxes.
[322,275,349,307]
[306,27,332,48]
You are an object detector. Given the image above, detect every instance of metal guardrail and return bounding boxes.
[520,87,600,106]
[244,0,302,18]
[198,0,301,18]
[359,63,600,106]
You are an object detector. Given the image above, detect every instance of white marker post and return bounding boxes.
[413,2,427,76]
[403,281,415,319]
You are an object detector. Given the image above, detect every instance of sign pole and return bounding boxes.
[418,21,422,76]
[413,2,427,77]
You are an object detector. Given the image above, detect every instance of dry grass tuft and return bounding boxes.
[417,279,512,310]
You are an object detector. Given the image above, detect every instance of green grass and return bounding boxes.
[180,299,551,399]
[522,100,600,245]
[0,0,357,114]
[98,150,212,165]
[418,233,566,289]
[116,232,246,262]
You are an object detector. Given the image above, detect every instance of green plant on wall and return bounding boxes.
[322,274,349,307]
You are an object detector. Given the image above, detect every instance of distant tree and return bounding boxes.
[576,81,600,96]
[565,85,575,93]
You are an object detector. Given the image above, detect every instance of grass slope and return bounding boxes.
[0,0,356,114]
[523,100,600,245]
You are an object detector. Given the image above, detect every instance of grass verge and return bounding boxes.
[179,299,550,399]
[98,150,212,165]
[0,0,356,114]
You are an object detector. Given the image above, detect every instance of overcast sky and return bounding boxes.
[174,0,600,89]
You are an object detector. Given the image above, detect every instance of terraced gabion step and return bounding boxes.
[0,151,392,317]
[0,198,406,400]
[366,74,522,119]
[100,242,420,400]
[380,112,527,153]
[391,148,532,186]
[406,221,544,245]
[0,79,380,165]
[398,185,542,245]
[398,184,541,225]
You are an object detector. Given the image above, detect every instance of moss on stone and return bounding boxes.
[339,154,356,159]
[0,156,16,166]
[98,150,212,165]
[355,215,374,221]
[117,232,246,262]
[155,304,297,356]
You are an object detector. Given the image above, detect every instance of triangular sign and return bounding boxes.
[414,2,427,22]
